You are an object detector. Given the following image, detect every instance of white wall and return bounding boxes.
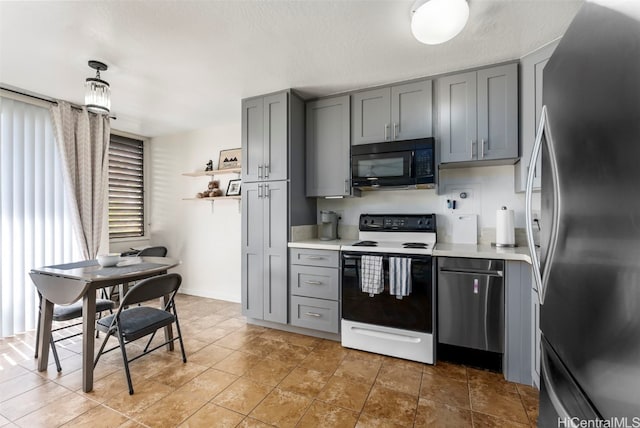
[149,123,242,302]
[318,165,540,243]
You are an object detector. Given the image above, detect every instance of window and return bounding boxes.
[108,134,145,239]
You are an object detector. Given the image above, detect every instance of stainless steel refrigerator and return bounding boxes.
[525,1,640,425]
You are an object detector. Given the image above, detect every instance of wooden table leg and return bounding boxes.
[37,298,54,371]
[163,295,174,351]
[82,290,96,393]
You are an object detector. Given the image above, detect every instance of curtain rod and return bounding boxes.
[0,86,116,119]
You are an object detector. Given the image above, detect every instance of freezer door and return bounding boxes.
[540,3,640,418]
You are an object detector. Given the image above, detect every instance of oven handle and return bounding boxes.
[439,268,503,277]
[341,253,433,262]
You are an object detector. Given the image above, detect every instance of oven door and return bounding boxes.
[351,150,413,188]
[341,251,433,333]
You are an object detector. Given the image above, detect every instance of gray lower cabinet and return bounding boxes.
[352,80,432,145]
[306,96,351,197]
[289,248,340,333]
[504,260,534,385]
[516,40,560,192]
[439,63,518,164]
[242,181,289,323]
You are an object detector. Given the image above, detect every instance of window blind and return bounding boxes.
[108,135,144,239]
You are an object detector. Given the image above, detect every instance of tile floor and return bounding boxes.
[0,294,539,427]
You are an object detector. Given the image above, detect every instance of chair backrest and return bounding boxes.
[137,246,168,257]
[121,273,182,307]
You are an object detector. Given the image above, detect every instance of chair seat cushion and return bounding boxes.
[97,307,175,342]
[53,299,116,321]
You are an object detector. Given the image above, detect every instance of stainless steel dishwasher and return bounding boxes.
[437,258,504,353]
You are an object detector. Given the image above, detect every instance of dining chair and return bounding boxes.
[136,246,168,257]
[93,273,186,394]
[34,293,116,372]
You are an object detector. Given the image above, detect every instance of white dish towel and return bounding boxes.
[390,257,412,298]
[360,255,383,296]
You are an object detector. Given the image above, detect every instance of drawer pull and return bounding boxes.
[304,312,322,318]
[304,280,323,285]
[306,256,326,260]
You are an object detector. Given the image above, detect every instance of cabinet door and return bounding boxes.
[391,80,433,141]
[242,97,264,183]
[241,182,264,319]
[263,92,288,181]
[306,96,351,197]
[477,63,519,160]
[438,72,477,162]
[262,180,288,323]
[351,88,391,145]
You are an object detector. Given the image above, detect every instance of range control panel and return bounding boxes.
[359,214,436,232]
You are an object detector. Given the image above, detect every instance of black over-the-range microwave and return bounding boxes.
[351,137,435,190]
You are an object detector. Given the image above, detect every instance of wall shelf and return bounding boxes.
[182,167,241,177]
[182,196,240,201]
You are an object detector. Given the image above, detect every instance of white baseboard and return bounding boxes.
[179,286,240,303]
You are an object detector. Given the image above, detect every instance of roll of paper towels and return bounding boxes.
[496,207,515,246]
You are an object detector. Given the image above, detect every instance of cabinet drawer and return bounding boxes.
[290,296,339,334]
[290,248,339,268]
[291,265,339,300]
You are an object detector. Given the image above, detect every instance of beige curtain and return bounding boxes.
[50,101,110,260]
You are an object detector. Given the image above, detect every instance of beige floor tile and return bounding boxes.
[345,349,386,364]
[147,360,208,388]
[334,357,381,387]
[236,417,273,427]
[238,336,282,358]
[469,383,530,425]
[215,330,262,350]
[212,378,273,415]
[420,372,471,409]
[0,414,10,427]
[299,349,345,374]
[472,411,530,428]
[78,370,131,403]
[14,392,98,428]
[0,364,31,384]
[61,404,129,427]
[374,363,422,396]
[176,368,238,401]
[243,357,293,386]
[278,367,332,399]
[316,376,371,413]
[0,372,49,402]
[187,343,234,367]
[133,388,208,428]
[355,412,407,428]
[103,379,174,415]
[267,341,312,365]
[297,400,358,428]
[179,403,244,428]
[54,361,122,392]
[415,398,473,428]
[0,381,74,421]
[467,367,519,395]
[213,351,262,376]
[517,384,540,426]
[361,385,418,428]
[381,355,425,371]
[423,360,468,382]
[249,388,312,428]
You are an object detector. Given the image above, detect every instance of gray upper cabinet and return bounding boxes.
[352,80,432,145]
[439,63,518,164]
[242,91,288,182]
[516,40,559,192]
[306,96,351,197]
[241,181,288,323]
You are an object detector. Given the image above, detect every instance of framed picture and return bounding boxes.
[226,179,242,196]
[218,148,241,170]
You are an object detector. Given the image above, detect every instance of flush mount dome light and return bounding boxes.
[411,0,469,45]
[85,60,111,114]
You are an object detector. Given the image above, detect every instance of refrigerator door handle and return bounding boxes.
[541,345,576,426]
[525,105,561,305]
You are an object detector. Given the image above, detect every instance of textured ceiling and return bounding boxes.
[0,0,584,137]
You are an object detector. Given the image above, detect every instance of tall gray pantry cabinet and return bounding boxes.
[241,90,316,324]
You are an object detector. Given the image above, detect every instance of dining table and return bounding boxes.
[30,256,181,392]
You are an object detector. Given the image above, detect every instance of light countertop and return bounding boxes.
[288,239,533,264]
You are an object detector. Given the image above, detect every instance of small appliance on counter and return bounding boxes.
[319,210,339,241]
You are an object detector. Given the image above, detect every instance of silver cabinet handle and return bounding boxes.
[304,312,321,318]
[384,124,390,141]
[264,183,270,199]
[393,122,398,140]
[304,280,323,285]
[481,139,486,159]
[257,184,263,199]
[264,164,269,178]
[344,179,349,194]
[258,165,263,179]
[470,140,474,159]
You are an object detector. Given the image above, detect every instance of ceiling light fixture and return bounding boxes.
[85,60,111,114]
[411,0,469,45]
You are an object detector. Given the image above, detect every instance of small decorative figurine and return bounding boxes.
[205,160,213,171]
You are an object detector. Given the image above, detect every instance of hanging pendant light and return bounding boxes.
[85,60,111,114]
[411,0,469,45]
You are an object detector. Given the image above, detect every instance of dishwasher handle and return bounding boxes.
[439,267,504,277]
